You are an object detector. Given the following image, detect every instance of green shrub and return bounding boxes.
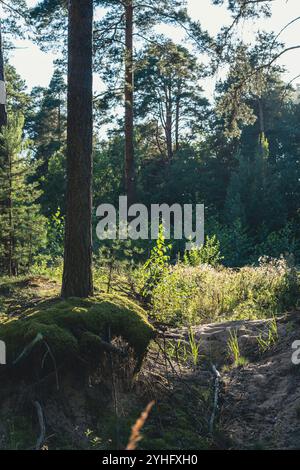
[151,257,299,326]
[142,225,171,299]
[183,235,223,267]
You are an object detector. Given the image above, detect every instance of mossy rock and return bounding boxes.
[0,294,155,376]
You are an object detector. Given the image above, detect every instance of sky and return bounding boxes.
[5,0,300,94]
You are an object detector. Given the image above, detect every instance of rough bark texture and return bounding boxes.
[0,19,11,276]
[165,84,173,162]
[0,20,7,128]
[124,0,135,206]
[61,0,94,298]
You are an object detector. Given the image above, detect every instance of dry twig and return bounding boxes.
[126,401,155,450]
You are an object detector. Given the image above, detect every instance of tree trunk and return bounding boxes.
[165,85,173,162]
[61,0,94,298]
[8,147,15,276]
[0,19,10,276]
[257,98,265,137]
[175,85,181,153]
[0,20,7,128]
[124,0,135,205]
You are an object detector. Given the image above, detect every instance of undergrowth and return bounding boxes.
[150,258,299,326]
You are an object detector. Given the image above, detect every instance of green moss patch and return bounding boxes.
[0,294,155,375]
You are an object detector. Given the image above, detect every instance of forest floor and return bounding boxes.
[0,275,300,450]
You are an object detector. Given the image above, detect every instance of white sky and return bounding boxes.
[6,0,300,93]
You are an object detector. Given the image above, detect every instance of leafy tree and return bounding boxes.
[143,224,171,299]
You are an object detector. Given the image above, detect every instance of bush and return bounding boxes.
[142,225,171,299]
[183,235,223,267]
[151,257,299,326]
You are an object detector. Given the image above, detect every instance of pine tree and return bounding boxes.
[27,69,67,217]
[94,0,206,202]
[0,113,46,275]
[135,40,208,162]
[61,0,94,298]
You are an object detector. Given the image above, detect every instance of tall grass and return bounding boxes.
[151,258,299,326]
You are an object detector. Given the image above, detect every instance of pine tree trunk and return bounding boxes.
[165,85,173,162]
[61,0,94,298]
[124,0,135,205]
[0,20,7,128]
[8,148,14,276]
[0,19,10,276]
[175,88,180,153]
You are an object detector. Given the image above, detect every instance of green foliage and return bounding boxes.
[253,224,298,261]
[219,220,252,267]
[46,208,65,260]
[188,329,200,366]
[184,235,223,267]
[27,69,67,217]
[151,258,299,326]
[227,330,239,363]
[0,113,46,275]
[257,317,278,354]
[142,225,171,298]
[95,238,144,294]
[135,40,208,160]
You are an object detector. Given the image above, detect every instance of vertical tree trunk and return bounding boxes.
[175,87,180,153]
[0,20,7,128]
[165,85,173,162]
[8,148,14,276]
[61,0,94,298]
[124,0,135,205]
[0,20,10,276]
[257,98,265,137]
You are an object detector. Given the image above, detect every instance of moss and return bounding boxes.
[0,294,155,375]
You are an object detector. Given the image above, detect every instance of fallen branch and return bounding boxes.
[41,340,60,391]
[13,333,43,365]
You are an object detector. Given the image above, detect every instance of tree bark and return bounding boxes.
[8,146,15,276]
[0,19,10,276]
[257,98,265,137]
[175,85,181,153]
[124,0,135,205]
[165,85,173,162]
[0,20,7,128]
[61,0,94,298]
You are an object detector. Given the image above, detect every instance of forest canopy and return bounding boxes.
[0,0,299,278]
